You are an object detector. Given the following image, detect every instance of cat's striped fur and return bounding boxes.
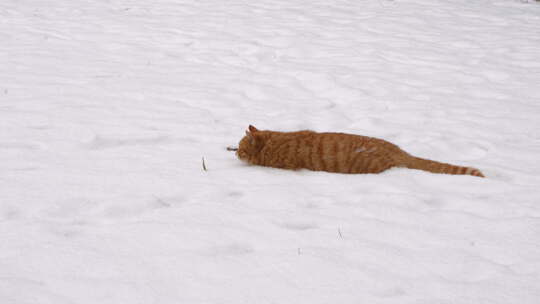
[236,125,484,177]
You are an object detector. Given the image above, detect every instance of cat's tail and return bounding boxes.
[402,156,484,178]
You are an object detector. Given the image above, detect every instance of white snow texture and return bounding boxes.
[1,0,540,303]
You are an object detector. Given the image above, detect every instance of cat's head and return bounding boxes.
[237,125,264,161]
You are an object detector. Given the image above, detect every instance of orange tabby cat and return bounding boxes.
[235,125,484,177]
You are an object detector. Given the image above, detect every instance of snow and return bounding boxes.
[1,0,540,303]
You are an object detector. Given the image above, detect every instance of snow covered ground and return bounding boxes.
[2,0,540,303]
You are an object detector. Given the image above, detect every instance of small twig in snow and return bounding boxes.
[227,146,238,151]
[202,157,207,171]
[153,195,171,208]
[338,228,343,239]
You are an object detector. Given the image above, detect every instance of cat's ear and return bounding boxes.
[248,125,259,133]
[245,129,261,146]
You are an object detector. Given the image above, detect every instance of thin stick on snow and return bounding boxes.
[153,195,171,207]
[226,146,238,151]
[202,157,207,171]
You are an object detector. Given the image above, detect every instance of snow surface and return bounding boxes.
[2,0,540,303]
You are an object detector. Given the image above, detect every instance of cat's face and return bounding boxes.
[237,125,262,161]
[236,135,252,160]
